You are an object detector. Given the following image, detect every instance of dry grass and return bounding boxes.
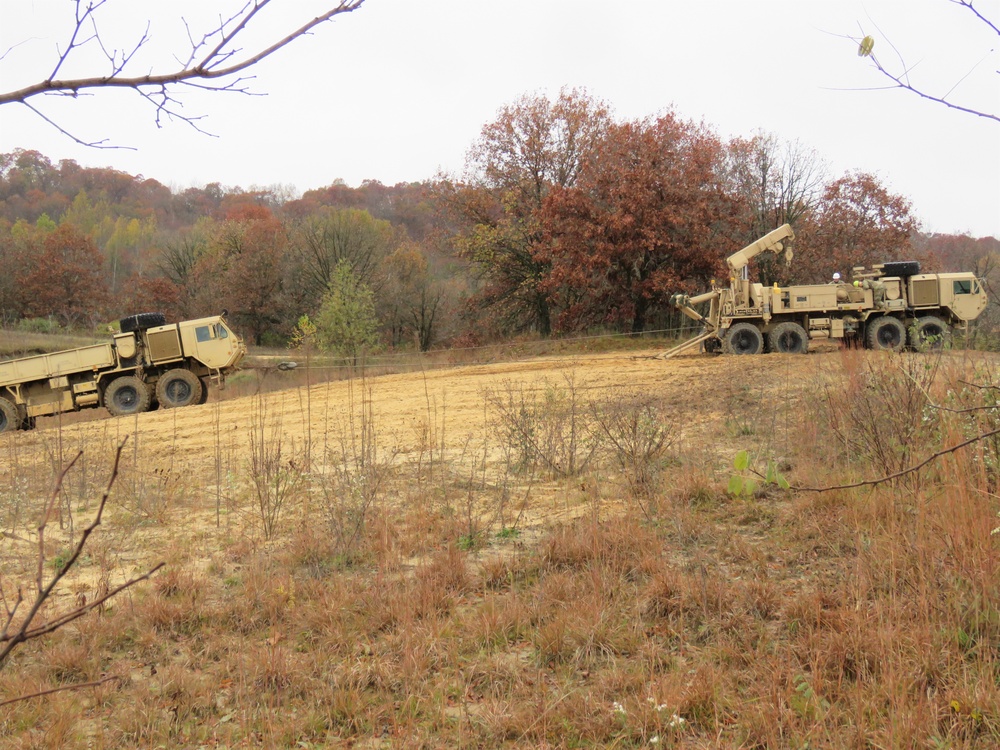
[0,349,999,748]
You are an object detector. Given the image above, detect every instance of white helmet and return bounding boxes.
[832,272,841,281]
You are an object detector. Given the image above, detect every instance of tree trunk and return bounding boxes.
[535,294,552,337]
[631,296,648,335]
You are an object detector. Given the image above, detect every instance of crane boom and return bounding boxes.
[726,224,795,277]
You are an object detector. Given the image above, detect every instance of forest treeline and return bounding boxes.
[1,90,998,350]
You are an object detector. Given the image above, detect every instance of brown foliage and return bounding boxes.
[455,88,612,336]
[191,206,289,344]
[793,171,920,283]
[542,112,738,333]
[114,274,182,323]
[18,223,108,326]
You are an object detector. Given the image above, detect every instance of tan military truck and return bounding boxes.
[0,313,246,432]
[667,224,988,356]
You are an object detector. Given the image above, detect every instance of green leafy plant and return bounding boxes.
[727,450,789,498]
[790,674,830,720]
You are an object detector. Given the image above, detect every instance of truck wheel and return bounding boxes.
[119,312,167,333]
[910,315,950,350]
[197,377,210,405]
[0,397,19,433]
[866,316,906,352]
[723,322,764,355]
[156,369,203,409]
[104,376,152,417]
[767,322,809,354]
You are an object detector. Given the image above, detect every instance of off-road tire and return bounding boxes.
[767,321,809,354]
[156,368,203,409]
[723,322,764,355]
[104,376,152,417]
[0,397,19,433]
[881,260,921,278]
[910,315,950,350]
[197,377,210,405]
[119,312,166,333]
[866,316,906,352]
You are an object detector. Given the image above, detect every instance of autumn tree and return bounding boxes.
[157,234,208,319]
[191,205,289,345]
[60,189,158,292]
[18,223,109,326]
[114,274,182,323]
[793,172,920,283]
[452,88,612,336]
[380,242,443,351]
[0,219,33,323]
[543,112,737,334]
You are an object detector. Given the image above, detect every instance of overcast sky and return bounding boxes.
[1,0,998,238]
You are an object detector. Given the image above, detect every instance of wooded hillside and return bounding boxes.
[2,92,998,349]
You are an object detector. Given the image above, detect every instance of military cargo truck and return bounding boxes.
[0,313,246,432]
[666,224,988,356]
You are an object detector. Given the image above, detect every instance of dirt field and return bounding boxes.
[13,346,829,488]
[4,344,832,604]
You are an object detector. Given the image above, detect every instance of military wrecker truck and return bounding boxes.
[0,313,246,432]
[666,224,988,357]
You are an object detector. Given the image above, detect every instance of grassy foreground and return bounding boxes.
[0,348,998,749]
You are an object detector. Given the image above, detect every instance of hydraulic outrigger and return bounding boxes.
[663,225,794,358]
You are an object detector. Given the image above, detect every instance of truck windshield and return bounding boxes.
[195,323,230,342]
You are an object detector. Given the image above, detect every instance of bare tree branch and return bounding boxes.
[863,51,1000,123]
[849,2,999,123]
[0,674,120,708]
[0,0,367,142]
[21,100,119,149]
[790,424,1000,493]
[949,0,1000,38]
[0,438,164,669]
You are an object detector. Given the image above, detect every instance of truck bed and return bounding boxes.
[0,343,116,387]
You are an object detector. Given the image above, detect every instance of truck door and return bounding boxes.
[949,277,987,321]
[186,321,240,369]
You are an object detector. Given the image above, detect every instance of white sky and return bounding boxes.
[1,0,998,238]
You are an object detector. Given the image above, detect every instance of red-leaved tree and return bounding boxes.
[191,205,289,345]
[542,113,739,333]
[19,223,108,326]
[451,88,612,336]
[793,172,920,283]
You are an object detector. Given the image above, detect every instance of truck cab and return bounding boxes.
[907,272,987,324]
[142,316,246,372]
